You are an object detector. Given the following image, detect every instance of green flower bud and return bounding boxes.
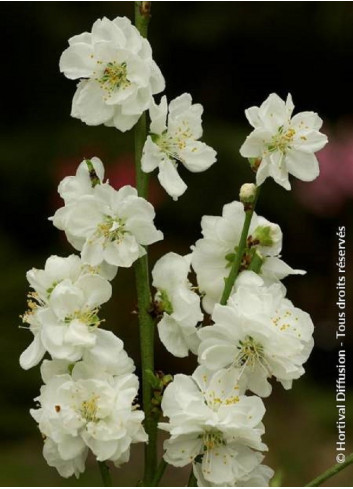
[239,183,257,204]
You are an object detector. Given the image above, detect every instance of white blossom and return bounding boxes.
[152,252,203,357]
[141,93,217,200]
[60,16,165,132]
[20,255,115,369]
[159,366,267,486]
[31,359,147,477]
[198,272,314,397]
[52,183,163,268]
[191,200,304,314]
[240,93,328,189]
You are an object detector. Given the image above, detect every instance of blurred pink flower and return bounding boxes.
[295,128,353,216]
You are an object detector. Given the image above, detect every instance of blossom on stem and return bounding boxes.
[191,200,304,314]
[141,93,217,200]
[159,366,268,486]
[60,17,165,132]
[240,93,328,189]
[152,252,203,357]
[31,359,147,478]
[52,182,163,268]
[198,272,314,397]
[20,254,117,369]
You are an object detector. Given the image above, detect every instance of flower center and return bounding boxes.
[97,61,130,94]
[206,389,239,411]
[236,335,264,369]
[96,216,127,243]
[268,125,296,153]
[65,307,102,329]
[202,430,225,452]
[152,126,193,164]
[80,395,99,422]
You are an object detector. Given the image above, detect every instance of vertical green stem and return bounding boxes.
[134,2,158,486]
[220,187,261,305]
[97,461,113,487]
[134,112,149,199]
[134,254,158,486]
[151,458,168,486]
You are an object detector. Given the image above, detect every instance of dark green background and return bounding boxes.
[0,2,352,486]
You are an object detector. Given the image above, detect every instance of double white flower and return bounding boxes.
[198,272,314,397]
[20,255,117,369]
[159,366,267,486]
[191,200,303,314]
[141,93,217,200]
[31,359,147,478]
[60,17,165,131]
[240,93,328,189]
[52,158,163,268]
[152,252,203,357]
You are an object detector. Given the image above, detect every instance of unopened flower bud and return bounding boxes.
[240,183,257,204]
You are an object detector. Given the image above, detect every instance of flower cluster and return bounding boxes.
[20,10,328,487]
[32,359,146,477]
[155,230,314,484]
[20,155,164,476]
[20,254,113,370]
[152,94,326,484]
[191,200,304,314]
[160,366,273,486]
[198,271,314,397]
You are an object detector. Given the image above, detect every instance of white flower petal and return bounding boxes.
[64,320,96,347]
[286,150,320,181]
[19,334,46,370]
[158,315,190,358]
[149,95,168,134]
[76,275,112,307]
[158,159,187,200]
[141,136,165,173]
[239,128,271,158]
[179,140,217,173]
[103,234,141,267]
[59,43,95,80]
[71,80,115,126]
